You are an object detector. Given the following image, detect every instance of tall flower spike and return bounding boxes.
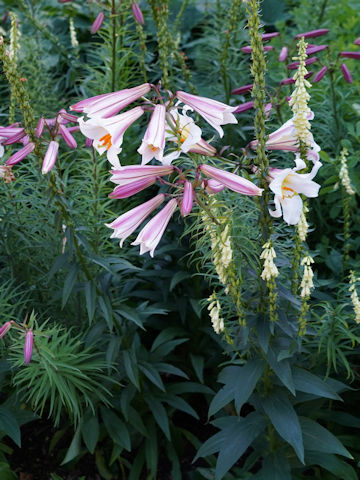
[349,271,360,324]
[289,37,312,148]
[207,292,225,334]
[300,256,314,298]
[260,241,279,281]
[339,147,355,195]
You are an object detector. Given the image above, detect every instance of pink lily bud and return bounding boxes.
[0,165,15,183]
[0,322,12,339]
[59,124,77,149]
[341,63,353,83]
[200,164,263,196]
[339,51,360,60]
[180,181,194,217]
[70,83,151,119]
[90,12,104,34]
[280,77,295,86]
[0,127,25,138]
[265,103,272,117]
[35,118,45,138]
[6,142,35,166]
[313,66,328,83]
[132,199,178,256]
[42,141,59,174]
[109,177,156,199]
[24,330,34,365]
[59,110,79,123]
[85,137,93,148]
[3,129,26,145]
[278,46,288,62]
[188,138,217,156]
[354,38,360,46]
[231,84,253,95]
[203,179,225,194]
[46,118,57,128]
[305,71,314,79]
[175,90,237,138]
[262,32,279,41]
[287,56,318,70]
[138,104,166,164]
[306,45,328,55]
[233,101,254,113]
[296,29,329,39]
[106,194,165,247]
[22,135,30,146]
[110,165,174,186]
[241,45,274,53]
[132,2,144,25]
[66,126,80,133]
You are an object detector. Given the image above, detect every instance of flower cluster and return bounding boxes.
[207,292,225,334]
[349,271,360,324]
[300,255,314,298]
[260,241,279,281]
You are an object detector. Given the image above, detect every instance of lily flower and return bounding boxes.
[132,198,178,256]
[138,105,166,164]
[78,106,144,168]
[200,164,263,196]
[249,115,321,163]
[42,141,60,174]
[268,161,322,225]
[110,165,174,186]
[70,83,151,118]
[106,194,165,247]
[109,177,157,199]
[163,108,202,163]
[175,91,237,137]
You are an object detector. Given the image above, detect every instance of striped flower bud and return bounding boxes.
[24,330,34,365]
[278,46,288,62]
[0,322,12,339]
[180,181,194,217]
[341,63,353,83]
[339,51,360,60]
[6,142,35,166]
[312,66,328,83]
[90,12,104,34]
[295,29,329,39]
[132,2,144,25]
[231,84,253,95]
[42,141,59,174]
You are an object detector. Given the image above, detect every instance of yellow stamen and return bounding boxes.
[98,133,112,150]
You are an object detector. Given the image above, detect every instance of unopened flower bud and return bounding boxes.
[24,329,34,365]
[278,46,288,62]
[341,63,353,83]
[0,322,12,339]
[90,12,104,34]
[180,181,194,217]
[132,2,144,25]
[313,66,328,83]
[296,29,329,39]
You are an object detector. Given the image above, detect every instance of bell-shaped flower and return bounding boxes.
[42,141,59,174]
[200,164,263,196]
[79,106,144,168]
[138,105,166,164]
[70,83,151,118]
[180,181,194,217]
[268,161,322,225]
[175,91,237,137]
[249,115,321,163]
[132,198,178,256]
[106,194,165,247]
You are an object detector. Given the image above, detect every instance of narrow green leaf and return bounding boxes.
[139,363,165,391]
[190,355,204,383]
[123,351,140,390]
[266,348,295,395]
[305,451,357,480]
[170,271,191,291]
[84,281,96,323]
[81,415,99,454]
[262,392,304,463]
[116,305,144,329]
[61,426,81,465]
[62,264,79,308]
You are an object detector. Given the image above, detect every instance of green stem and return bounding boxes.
[111,0,117,91]
[328,69,340,147]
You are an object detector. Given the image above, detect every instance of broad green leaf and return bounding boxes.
[252,452,291,480]
[128,449,145,480]
[300,417,352,458]
[266,348,295,395]
[145,396,171,441]
[116,305,144,329]
[139,363,165,391]
[127,407,148,437]
[293,368,341,400]
[215,413,267,480]
[170,271,191,291]
[62,264,79,308]
[209,360,265,416]
[81,415,99,454]
[61,426,81,465]
[145,420,158,478]
[164,394,199,419]
[101,407,131,451]
[123,351,140,390]
[190,354,204,383]
[305,451,357,480]
[0,407,21,447]
[150,327,185,352]
[154,362,189,379]
[261,392,304,463]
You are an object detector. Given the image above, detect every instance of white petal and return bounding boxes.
[281,195,303,225]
